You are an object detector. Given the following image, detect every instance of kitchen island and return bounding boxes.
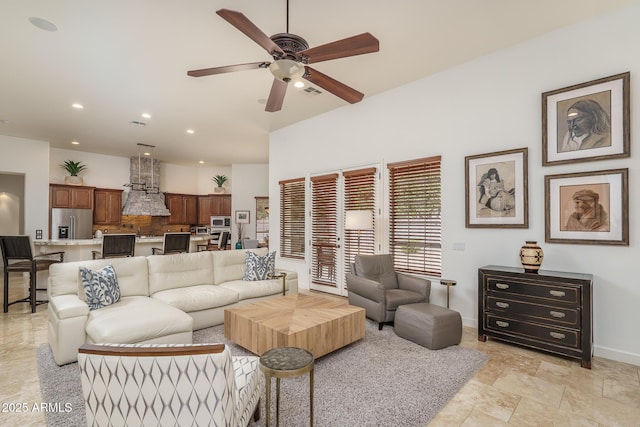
[34,235,212,262]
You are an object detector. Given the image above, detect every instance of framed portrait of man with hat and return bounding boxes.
[545,169,628,245]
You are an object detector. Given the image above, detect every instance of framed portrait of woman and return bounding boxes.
[545,168,628,245]
[542,72,630,166]
[465,147,528,228]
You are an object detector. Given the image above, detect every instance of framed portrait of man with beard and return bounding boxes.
[545,169,628,245]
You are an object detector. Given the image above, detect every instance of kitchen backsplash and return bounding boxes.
[91,215,191,237]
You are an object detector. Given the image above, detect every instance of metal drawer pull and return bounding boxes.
[549,290,566,297]
[550,332,565,340]
[496,302,510,308]
[549,311,565,318]
[496,283,509,290]
[496,321,510,328]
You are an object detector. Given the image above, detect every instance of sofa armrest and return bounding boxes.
[345,273,386,303]
[397,273,431,301]
[49,295,90,320]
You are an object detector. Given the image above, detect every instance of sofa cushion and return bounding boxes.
[243,251,275,281]
[219,279,284,300]
[49,256,150,298]
[147,251,214,294]
[80,265,121,310]
[86,296,193,343]
[151,285,239,312]
[212,248,268,285]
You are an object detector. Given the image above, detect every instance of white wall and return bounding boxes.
[231,164,269,244]
[270,4,640,365]
[0,136,50,239]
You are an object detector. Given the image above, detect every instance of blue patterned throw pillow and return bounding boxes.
[243,251,276,281]
[80,265,121,310]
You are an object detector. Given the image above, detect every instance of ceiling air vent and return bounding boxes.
[303,86,322,96]
[130,120,147,126]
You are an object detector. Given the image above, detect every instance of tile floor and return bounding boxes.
[1,277,639,426]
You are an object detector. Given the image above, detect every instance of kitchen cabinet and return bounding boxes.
[165,193,197,225]
[197,195,231,224]
[94,188,123,225]
[478,265,593,368]
[50,184,95,209]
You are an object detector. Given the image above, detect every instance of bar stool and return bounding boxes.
[259,346,314,427]
[0,235,64,313]
[92,234,136,259]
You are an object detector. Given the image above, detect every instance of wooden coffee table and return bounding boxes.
[224,293,365,358]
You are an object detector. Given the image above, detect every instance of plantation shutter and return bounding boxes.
[279,178,305,259]
[311,173,338,285]
[343,167,376,277]
[387,156,442,276]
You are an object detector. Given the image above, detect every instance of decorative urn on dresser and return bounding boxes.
[519,240,544,273]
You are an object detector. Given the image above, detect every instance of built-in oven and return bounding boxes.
[210,216,231,229]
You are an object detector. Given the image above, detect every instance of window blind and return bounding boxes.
[279,178,305,259]
[343,167,376,278]
[311,174,338,285]
[387,156,442,276]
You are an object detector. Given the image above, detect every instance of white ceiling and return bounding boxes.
[0,0,635,166]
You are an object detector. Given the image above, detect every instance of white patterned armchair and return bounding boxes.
[78,343,262,427]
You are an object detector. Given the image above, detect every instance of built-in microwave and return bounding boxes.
[210,216,231,228]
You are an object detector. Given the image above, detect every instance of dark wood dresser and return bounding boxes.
[478,265,593,368]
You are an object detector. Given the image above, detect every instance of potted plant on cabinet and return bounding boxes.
[211,174,228,194]
[61,160,87,185]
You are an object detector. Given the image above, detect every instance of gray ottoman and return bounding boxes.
[394,303,462,350]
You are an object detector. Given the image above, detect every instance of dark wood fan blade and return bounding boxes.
[187,62,268,77]
[217,9,285,57]
[303,66,364,104]
[299,33,379,63]
[265,78,288,112]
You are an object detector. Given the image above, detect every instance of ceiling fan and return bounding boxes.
[187,3,379,112]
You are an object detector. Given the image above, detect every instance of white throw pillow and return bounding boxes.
[79,265,121,310]
[243,251,275,281]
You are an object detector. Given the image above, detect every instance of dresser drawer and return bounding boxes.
[486,314,580,348]
[486,276,579,304]
[486,296,579,327]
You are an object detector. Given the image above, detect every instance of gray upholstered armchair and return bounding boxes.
[346,254,430,330]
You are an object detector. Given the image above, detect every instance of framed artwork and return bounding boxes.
[235,210,250,224]
[465,148,528,228]
[545,168,628,245]
[542,72,630,166]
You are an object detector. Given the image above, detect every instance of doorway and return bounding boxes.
[0,173,25,235]
[309,165,379,296]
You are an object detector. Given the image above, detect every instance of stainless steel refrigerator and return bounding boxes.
[51,208,94,239]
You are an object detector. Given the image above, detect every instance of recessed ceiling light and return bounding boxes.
[71,141,80,145]
[143,152,151,156]
[294,81,305,88]
[29,17,58,32]
[186,129,195,134]
[199,160,205,164]
[142,113,151,119]
[72,103,84,109]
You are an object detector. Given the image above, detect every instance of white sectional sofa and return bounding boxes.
[47,248,298,365]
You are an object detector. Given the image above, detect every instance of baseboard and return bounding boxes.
[594,345,640,367]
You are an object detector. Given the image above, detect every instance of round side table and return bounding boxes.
[440,279,457,308]
[259,346,314,427]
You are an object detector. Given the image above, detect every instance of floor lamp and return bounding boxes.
[345,210,373,254]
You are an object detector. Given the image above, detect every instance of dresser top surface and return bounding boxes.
[480,265,593,281]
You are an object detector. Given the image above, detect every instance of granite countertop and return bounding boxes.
[34,235,211,245]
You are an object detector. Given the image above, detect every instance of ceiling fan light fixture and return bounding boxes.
[269,59,304,83]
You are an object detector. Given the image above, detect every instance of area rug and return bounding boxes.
[37,319,487,426]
